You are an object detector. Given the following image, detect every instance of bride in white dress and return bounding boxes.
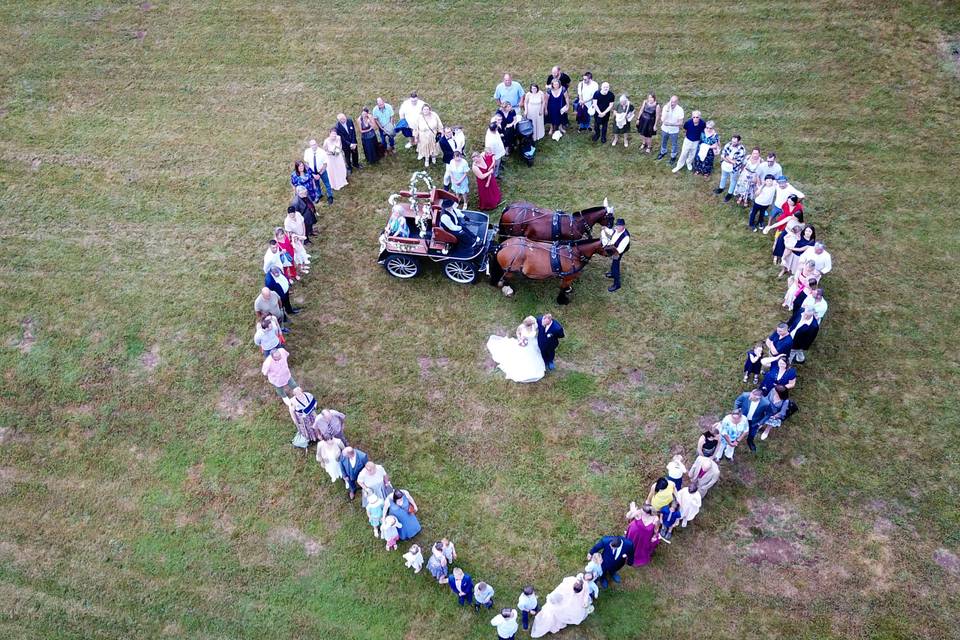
[486,316,545,383]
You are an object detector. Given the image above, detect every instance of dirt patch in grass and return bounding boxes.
[733,498,819,567]
[139,344,160,372]
[0,427,32,446]
[418,356,450,379]
[266,526,322,556]
[588,459,607,475]
[216,384,249,420]
[222,333,241,348]
[8,317,36,354]
[933,548,960,577]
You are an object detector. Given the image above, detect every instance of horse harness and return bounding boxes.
[500,239,591,278]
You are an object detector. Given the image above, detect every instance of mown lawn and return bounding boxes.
[1,1,959,639]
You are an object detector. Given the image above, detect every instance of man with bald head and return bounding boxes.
[494,73,525,109]
[254,287,288,332]
[546,65,571,89]
[657,95,684,162]
[335,112,360,173]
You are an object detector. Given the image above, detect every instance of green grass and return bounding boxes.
[2,1,960,639]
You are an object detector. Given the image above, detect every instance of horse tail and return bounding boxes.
[487,244,504,286]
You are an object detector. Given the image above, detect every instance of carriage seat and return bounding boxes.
[432,227,458,245]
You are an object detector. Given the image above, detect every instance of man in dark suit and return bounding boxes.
[335,113,361,172]
[734,388,773,452]
[338,446,368,500]
[535,313,564,371]
[588,535,634,588]
[602,218,630,292]
[448,568,474,606]
[265,267,298,316]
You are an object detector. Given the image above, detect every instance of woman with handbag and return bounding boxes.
[416,104,443,167]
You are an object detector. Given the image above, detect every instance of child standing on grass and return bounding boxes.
[517,585,539,630]
[473,581,495,611]
[441,537,457,564]
[364,493,384,539]
[743,342,763,384]
[659,499,682,543]
[584,552,603,583]
[426,542,448,584]
[402,544,423,573]
[380,515,401,550]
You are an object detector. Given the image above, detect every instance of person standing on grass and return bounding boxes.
[635,93,660,154]
[303,139,334,205]
[760,355,797,394]
[427,542,449,584]
[284,208,310,273]
[290,160,318,203]
[473,149,502,210]
[443,151,471,207]
[372,97,396,153]
[715,409,749,461]
[265,266,297,316]
[485,121,507,177]
[388,488,421,540]
[591,82,614,144]
[601,218,630,293]
[494,73,525,109]
[396,91,423,149]
[261,347,297,398]
[759,384,792,441]
[797,242,833,275]
[491,608,519,640]
[734,146,763,207]
[772,175,805,218]
[416,104,443,168]
[765,322,794,359]
[316,434,345,483]
[335,113,361,172]
[314,408,347,444]
[496,101,519,153]
[254,287,286,328]
[734,387,773,453]
[716,134,746,200]
[758,151,783,185]
[263,239,283,275]
[254,317,282,355]
[323,128,349,191]
[575,71,599,132]
[546,79,570,137]
[657,95,684,162]
[673,110,705,173]
[587,535,634,588]
[473,581,495,611]
[749,174,778,231]
[693,120,720,177]
[546,65,571,89]
[357,460,389,500]
[610,94,634,147]
[339,446,369,500]
[358,107,380,166]
[524,83,546,141]
[449,567,475,606]
[688,450,720,496]
[788,307,820,363]
[624,502,660,566]
[517,586,540,631]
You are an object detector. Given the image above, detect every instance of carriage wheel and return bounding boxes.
[384,254,420,279]
[443,260,477,284]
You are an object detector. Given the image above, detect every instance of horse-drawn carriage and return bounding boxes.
[377,173,494,284]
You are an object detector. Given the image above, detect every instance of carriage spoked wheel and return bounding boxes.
[442,260,478,284]
[384,254,421,279]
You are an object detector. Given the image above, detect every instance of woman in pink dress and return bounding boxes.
[472,150,501,211]
[624,501,660,566]
[323,128,348,191]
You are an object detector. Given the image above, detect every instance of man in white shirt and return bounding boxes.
[263,240,283,274]
[802,287,828,321]
[576,71,599,132]
[797,243,832,274]
[657,95,684,162]
[397,91,423,149]
[601,218,630,293]
[302,139,333,204]
[490,608,519,639]
[772,175,805,216]
[757,152,783,183]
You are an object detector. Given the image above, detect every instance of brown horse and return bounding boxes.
[488,237,611,304]
[498,199,614,241]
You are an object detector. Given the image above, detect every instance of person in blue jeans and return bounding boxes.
[657,95,684,162]
[715,135,745,201]
[372,97,396,152]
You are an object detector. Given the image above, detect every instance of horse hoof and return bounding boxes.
[502,286,514,297]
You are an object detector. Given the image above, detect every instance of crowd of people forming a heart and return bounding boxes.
[250,66,835,638]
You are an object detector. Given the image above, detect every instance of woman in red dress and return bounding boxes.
[472,150,501,211]
[274,227,299,281]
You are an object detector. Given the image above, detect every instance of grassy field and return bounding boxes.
[2,1,960,639]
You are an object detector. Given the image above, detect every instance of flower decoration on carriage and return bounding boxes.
[408,171,434,237]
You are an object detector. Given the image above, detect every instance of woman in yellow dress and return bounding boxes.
[416,104,443,168]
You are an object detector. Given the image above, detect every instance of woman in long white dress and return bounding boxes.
[486,316,545,383]
[524,84,545,141]
[315,435,344,482]
[530,577,591,638]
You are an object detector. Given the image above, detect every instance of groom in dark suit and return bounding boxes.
[588,535,635,588]
[535,313,564,371]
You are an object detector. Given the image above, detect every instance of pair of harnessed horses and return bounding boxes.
[489,199,615,304]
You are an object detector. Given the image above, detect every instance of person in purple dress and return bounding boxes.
[624,501,660,566]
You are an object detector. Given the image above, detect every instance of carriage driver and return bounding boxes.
[438,202,480,247]
[600,217,630,293]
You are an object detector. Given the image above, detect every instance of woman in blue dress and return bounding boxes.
[546,79,569,136]
[388,489,421,540]
[693,121,720,177]
[443,151,471,207]
[290,160,318,202]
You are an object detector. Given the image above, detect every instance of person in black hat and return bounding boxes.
[601,218,630,292]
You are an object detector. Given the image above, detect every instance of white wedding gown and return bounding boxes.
[486,326,545,383]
